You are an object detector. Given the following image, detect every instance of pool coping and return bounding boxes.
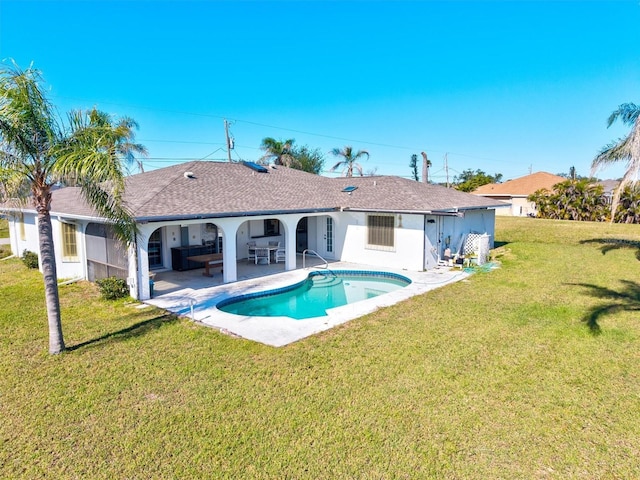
[144,262,471,347]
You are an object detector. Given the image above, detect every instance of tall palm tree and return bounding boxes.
[330,145,369,177]
[592,102,640,219]
[0,63,146,354]
[259,137,297,167]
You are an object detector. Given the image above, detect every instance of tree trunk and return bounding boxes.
[38,210,65,354]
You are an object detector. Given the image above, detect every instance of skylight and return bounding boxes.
[342,186,358,193]
[242,161,268,173]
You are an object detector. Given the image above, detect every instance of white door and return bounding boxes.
[319,216,334,259]
[424,216,439,270]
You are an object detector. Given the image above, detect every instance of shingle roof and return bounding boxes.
[38,161,503,220]
[330,175,504,212]
[473,172,566,197]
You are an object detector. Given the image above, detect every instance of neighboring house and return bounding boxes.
[472,171,566,217]
[3,161,502,300]
[594,179,620,204]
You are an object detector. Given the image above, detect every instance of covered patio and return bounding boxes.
[150,253,329,297]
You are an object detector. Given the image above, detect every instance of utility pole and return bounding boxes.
[421,151,430,184]
[444,153,450,188]
[224,119,233,162]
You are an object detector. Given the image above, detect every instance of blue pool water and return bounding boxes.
[217,270,411,320]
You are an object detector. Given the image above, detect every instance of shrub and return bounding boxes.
[95,277,129,300]
[21,250,39,269]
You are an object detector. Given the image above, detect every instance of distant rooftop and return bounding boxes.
[473,172,566,197]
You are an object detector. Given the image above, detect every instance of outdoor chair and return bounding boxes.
[269,240,281,248]
[247,241,256,264]
[254,247,270,265]
[275,248,286,263]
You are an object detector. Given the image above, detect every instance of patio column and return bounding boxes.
[280,216,301,271]
[214,218,244,283]
[127,242,139,300]
[137,229,151,300]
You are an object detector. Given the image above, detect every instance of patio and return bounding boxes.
[150,253,329,297]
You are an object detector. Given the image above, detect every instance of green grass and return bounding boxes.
[1,216,640,478]
[0,217,8,238]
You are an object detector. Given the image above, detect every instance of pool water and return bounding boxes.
[217,271,411,320]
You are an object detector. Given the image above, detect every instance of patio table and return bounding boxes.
[248,245,279,264]
[186,253,223,277]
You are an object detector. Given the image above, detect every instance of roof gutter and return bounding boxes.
[343,204,506,216]
[134,207,338,224]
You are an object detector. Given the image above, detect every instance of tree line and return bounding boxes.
[529,180,640,223]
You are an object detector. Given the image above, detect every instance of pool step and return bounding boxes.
[311,275,343,288]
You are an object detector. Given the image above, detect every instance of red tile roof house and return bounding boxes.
[4,161,503,300]
[472,171,566,217]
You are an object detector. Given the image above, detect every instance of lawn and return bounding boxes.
[0,218,10,259]
[1,217,639,478]
[0,217,8,238]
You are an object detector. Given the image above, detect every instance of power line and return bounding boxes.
[51,93,512,166]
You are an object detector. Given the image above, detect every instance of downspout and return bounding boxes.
[132,236,140,300]
[422,215,427,271]
[80,223,88,281]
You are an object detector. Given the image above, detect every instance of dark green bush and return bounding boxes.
[21,250,39,269]
[95,277,129,300]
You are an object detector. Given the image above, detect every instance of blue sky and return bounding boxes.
[1,0,639,182]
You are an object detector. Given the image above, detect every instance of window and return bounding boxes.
[264,219,280,236]
[61,222,79,262]
[367,214,395,250]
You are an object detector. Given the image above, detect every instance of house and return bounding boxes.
[472,171,566,217]
[4,161,503,300]
[594,179,620,205]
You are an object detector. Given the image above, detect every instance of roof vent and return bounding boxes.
[242,161,268,173]
[184,171,195,179]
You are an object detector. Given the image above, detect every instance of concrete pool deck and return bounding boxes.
[144,262,472,347]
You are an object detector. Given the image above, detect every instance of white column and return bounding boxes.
[214,218,244,283]
[280,216,302,271]
[127,241,139,300]
[137,229,151,300]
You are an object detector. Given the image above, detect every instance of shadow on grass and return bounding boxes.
[493,241,509,248]
[570,280,640,334]
[67,313,178,351]
[581,238,640,261]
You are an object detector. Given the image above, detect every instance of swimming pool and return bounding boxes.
[217,270,411,320]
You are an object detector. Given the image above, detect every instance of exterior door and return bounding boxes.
[319,216,334,259]
[148,228,163,269]
[424,216,439,270]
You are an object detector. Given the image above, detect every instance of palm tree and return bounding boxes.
[0,63,146,354]
[259,137,297,167]
[329,146,369,177]
[592,102,640,219]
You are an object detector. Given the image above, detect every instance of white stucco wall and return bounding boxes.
[510,197,536,217]
[440,209,495,256]
[8,212,87,280]
[338,212,426,271]
[482,196,531,217]
[52,218,87,280]
[8,212,39,257]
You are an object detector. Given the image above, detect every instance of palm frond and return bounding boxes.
[607,102,640,128]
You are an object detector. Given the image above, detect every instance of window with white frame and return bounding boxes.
[61,222,79,262]
[367,214,395,250]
